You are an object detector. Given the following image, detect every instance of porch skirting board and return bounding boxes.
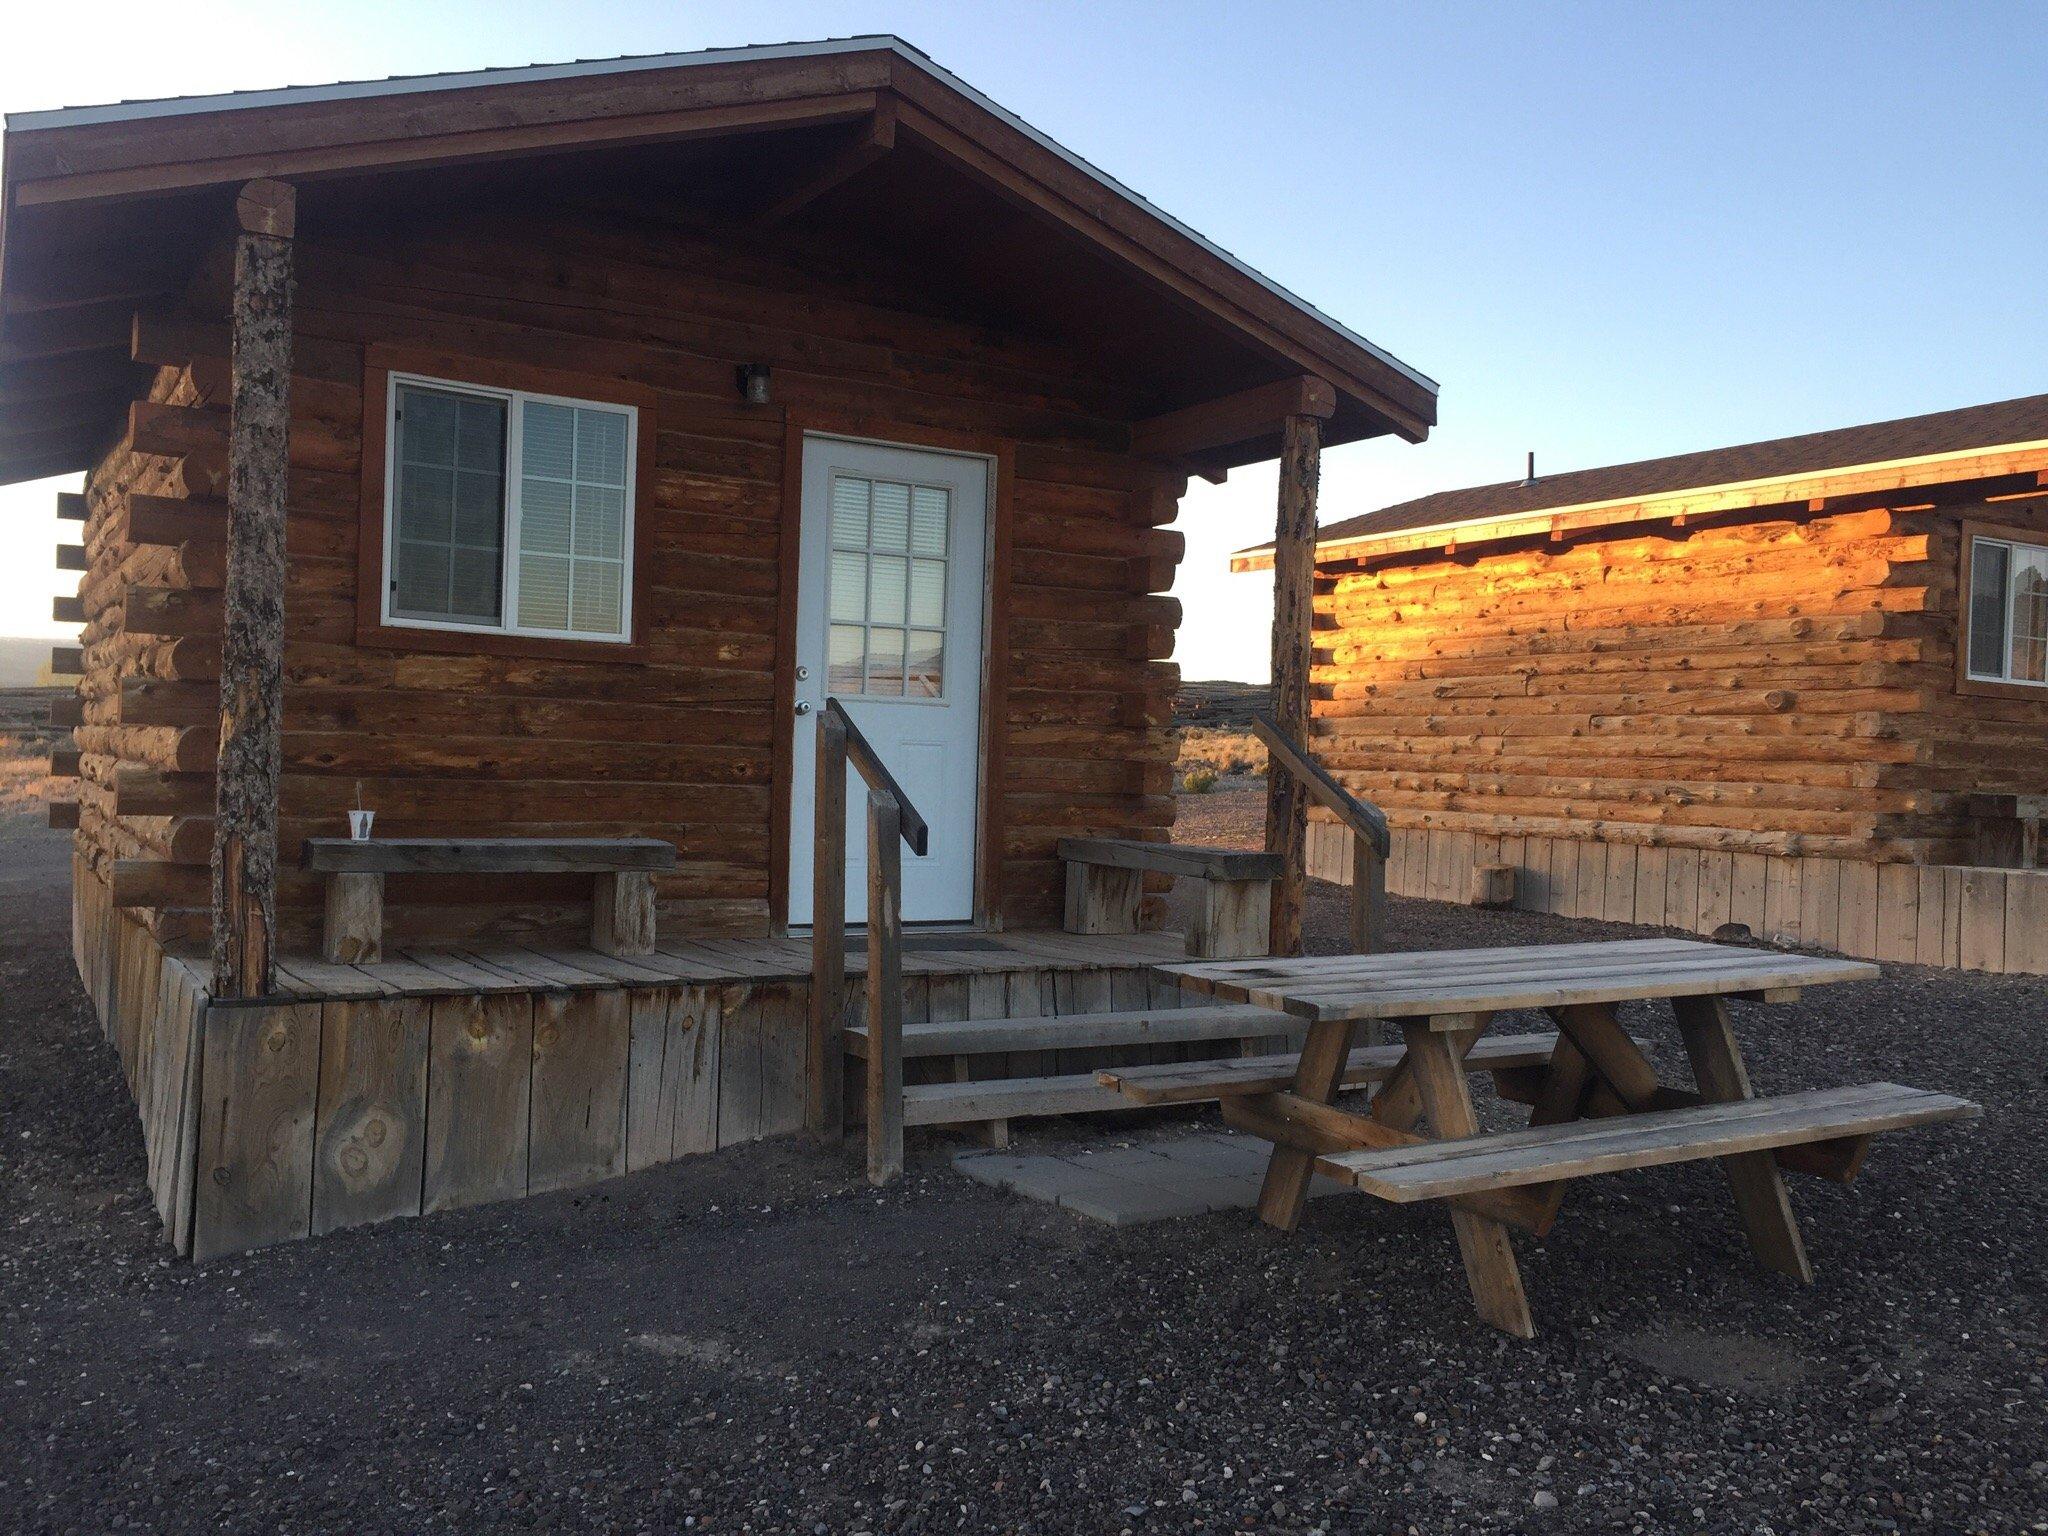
[71,859,1215,1261]
[1305,821,2048,976]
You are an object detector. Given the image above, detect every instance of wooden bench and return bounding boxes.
[1318,1082,1979,1201]
[1056,837,1282,959]
[301,837,679,964]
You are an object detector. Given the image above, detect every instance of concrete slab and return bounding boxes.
[954,1130,1360,1227]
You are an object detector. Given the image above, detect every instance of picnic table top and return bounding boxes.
[1156,937,1879,1024]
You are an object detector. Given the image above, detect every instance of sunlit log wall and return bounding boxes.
[1307,497,2048,868]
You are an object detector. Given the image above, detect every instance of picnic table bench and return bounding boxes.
[302,836,678,964]
[1100,937,1979,1337]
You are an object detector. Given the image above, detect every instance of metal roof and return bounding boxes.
[3,35,1438,398]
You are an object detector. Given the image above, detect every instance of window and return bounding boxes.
[1966,530,2048,687]
[384,373,636,642]
[825,472,950,698]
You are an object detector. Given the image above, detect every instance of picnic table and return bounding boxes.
[1101,938,1979,1337]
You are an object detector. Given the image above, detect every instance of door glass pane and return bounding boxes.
[909,559,946,627]
[906,630,944,698]
[910,486,948,556]
[830,476,870,548]
[829,552,867,623]
[2013,546,2048,684]
[392,383,504,623]
[871,482,910,552]
[866,627,906,695]
[1969,539,2010,677]
[869,556,907,625]
[828,624,866,692]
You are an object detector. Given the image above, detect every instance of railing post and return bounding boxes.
[864,790,905,1185]
[1349,833,1387,955]
[807,710,848,1142]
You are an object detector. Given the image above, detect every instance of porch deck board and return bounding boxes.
[251,929,1194,1003]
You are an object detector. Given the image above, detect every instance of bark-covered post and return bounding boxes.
[212,179,295,999]
[1264,411,1321,957]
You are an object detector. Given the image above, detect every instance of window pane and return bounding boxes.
[455,396,505,471]
[574,484,626,559]
[828,624,866,693]
[521,478,572,555]
[394,540,451,616]
[909,559,946,626]
[575,407,628,486]
[571,561,624,635]
[906,629,944,697]
[2014,547,2048,685]
[523,401,575,479]
[400,388,458,466]
[450,546,503,620]
[831,477,870,548]
[453,469,504,547]
[829,551,867,623]
[871,482,910,552]
[870,555,907,624]
[866,627,905,695]
[397,465,455,544]
[518,553,571,630]
[910,486,948,556]
[1969,539,2010,677]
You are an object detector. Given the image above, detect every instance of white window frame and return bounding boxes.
[381,370,638,644]
[1965,530,2048,689]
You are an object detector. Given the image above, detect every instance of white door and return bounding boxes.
[788,435,988,926]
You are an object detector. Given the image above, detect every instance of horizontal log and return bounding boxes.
[56,544,86,572]
[123,586,222,638]
[47,694,84,727]
[1131,376,1335,459]
[48,800,80,830]
[114,767,214,816]
[56,491,87,521]
[110,859,212,909]
[50,746,80,777]
[119,676,222,727]
[126,493,227,548]
[52,595,84,624]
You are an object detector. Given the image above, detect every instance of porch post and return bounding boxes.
[211,179,295,999]
[1264,411,1321,957]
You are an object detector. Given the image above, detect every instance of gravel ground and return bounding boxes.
[3,808,2045,1535]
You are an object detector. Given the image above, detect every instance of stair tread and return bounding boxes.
[1100,1031,1561,1105]
[844,1002,1297,1059]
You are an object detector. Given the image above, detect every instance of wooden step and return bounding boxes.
[903,1073,1131,1126]
[1100,1032,1562,1106]
[1321,1082,1979,1203]
[845,1002,1298,1060]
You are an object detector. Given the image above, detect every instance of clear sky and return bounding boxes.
[3,1,2043,680]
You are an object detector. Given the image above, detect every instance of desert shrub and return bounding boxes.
[1183,768,1218,794]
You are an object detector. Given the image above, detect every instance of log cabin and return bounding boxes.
[0,38,1431,1254]
[1235,394,2048,975]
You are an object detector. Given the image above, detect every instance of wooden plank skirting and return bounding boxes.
[1306,822,2048,976]
[70,861,1211,1260]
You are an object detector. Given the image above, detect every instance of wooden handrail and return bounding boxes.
[1252,712,1390,857]
[808,698,916,1184]
[826,698,928,856]
[1253,711,1390,959]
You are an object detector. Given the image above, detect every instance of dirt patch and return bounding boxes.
[1614,1325,1813,1394]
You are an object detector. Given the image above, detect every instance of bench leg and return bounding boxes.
[1064,862,1144,934]
[1671,995,1812,1284]
[322,873,383,964]
[593,871,657,957]
[1403,1017,1535,1339]
[1253,1014,1356,1231]
[1191,877,1273,959]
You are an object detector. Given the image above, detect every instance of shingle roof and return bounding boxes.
[1297,390,2048,554]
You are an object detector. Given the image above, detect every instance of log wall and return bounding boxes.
[66,193,1185,950]
[1311,496,2048,866]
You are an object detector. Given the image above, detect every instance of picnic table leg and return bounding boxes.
[1368,1014,1488,1132]
[1671,995,1813,1284]
[1402,1016,1536,1339]
[1253,1015,1357,1231]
